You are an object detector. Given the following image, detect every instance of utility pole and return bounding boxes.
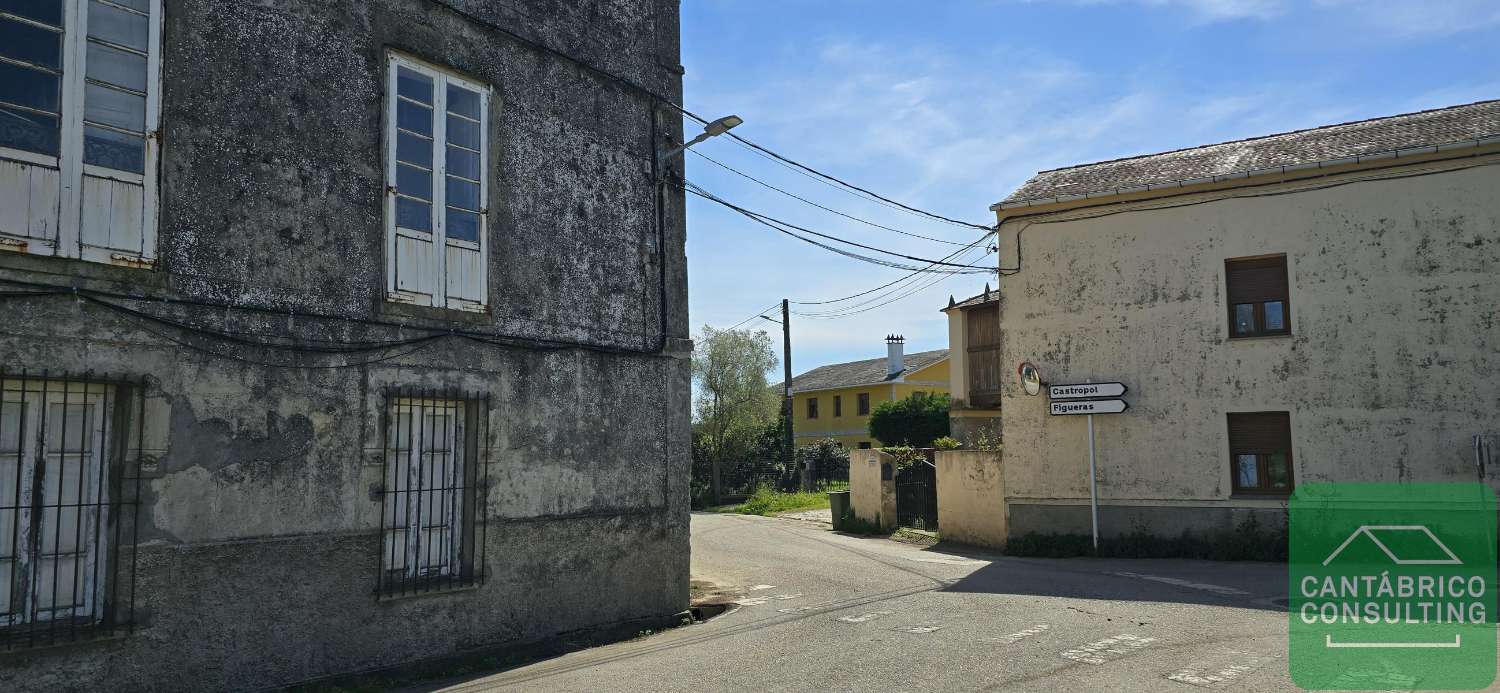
[781,299,801,491]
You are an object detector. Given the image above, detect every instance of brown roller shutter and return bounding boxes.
[1226,256,1288,304]
[1227,412,1292,453]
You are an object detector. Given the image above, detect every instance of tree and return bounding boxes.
[867,392,951,448]
[691,325,780,504]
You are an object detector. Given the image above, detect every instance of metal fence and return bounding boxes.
[375,388,490,599]
[0,370,145,650]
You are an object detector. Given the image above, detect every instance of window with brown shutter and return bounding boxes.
[833,395,842,417]
[1227,412,1294,495]
[857,393,870,416]
[1225,256,1290,338]
[806,397,818,419]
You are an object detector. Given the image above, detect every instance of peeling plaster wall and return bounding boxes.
[0,0,689,690]
[996,155,1500,536]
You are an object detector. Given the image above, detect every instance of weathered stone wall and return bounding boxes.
[0,0,689,690]
[995,153,1500,536]
[934,450,1006,548]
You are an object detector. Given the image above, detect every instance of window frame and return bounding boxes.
[383,51,491,313]
[805,397,818,420]
[856,392,870,416]
[0,373,145,650]
[0,0,164,267]
[1227,411,1295,497]
[376,390,488,599]
[1225,255,1291,339]
[832,395,841,418]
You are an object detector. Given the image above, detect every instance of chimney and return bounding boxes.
[886,334,905,376]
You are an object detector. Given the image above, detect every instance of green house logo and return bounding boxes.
[1290,484,1497,690]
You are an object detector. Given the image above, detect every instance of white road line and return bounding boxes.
[747,585,776,591]
[1167,653,1274,688]
[1110,571,1251,596]
[992,624,1051,645]
[777,606,813,614]
[1060,633,1158,665]
[767,593,803,601]
[894,624,944,634]
[838,610,893,624]
[733,597,770,606]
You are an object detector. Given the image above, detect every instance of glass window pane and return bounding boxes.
[86,40,147,92]
[445,177,478,211]
[1233,303,1255,335]
[0,0,63,26]
[84,82,145,131]
[396,131,431,168]
[1264,301,1285,331]
[395,163,430,201]
[447,85,479,119]
[82,125,144,172]
[0,61,60,113]
[396,100,431,137]
[446,209,479,242]
[397,67,432,105]
[1235,454,1259,489]
[46,403,92,451]
[396,197,431,232]
[0,106,59,155]
[0,402,21,453]
[110,0,148,11]
[446,145,479,181]
[0,17,61,68]
[446,115,479,150]
[1266,452,1289,489]
[87,0,147,52]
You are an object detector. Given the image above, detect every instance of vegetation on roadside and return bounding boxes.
[1004,514,1289,562]
[713,484,838,516]
[867,391,950,447]
[931,436,962,450]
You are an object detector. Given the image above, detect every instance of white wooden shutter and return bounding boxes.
[386,53,488,311]
[0,0,160,267]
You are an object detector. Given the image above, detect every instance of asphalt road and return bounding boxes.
[421,512,1456,692]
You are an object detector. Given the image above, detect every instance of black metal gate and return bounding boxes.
[895,462,938,530]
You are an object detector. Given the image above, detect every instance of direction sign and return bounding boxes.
[1048,382,1128,400]
[1050,399,1129,416]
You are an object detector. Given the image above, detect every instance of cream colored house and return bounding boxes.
[989,99,1500,539]
[942,287,1002,445]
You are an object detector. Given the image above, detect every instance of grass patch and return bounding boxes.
[715,485,832,516]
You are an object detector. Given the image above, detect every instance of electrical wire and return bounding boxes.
[684,182,994,273]
[688,149,973,246]
[721,301,783,331]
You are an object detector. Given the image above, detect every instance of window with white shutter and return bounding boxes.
[384,53,489,312]
[0,0,162,268]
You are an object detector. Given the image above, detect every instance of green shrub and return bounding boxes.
[932,436,962,450]
[1004,514,1289,562]
[868,392,950,447]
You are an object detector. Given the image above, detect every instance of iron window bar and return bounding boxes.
[375,387,489,599]
[0,369,146,650]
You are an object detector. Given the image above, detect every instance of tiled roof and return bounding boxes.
[944,289,998,312]
[1001,99,1500,207]
[787,348,948,393]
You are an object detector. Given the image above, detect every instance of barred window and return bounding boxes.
[377,391,488,598]
[1,373,144,650]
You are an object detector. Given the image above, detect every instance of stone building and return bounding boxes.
[0,0,691,690]
[989,100,1500,538]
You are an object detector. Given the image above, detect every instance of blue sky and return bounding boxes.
[679,0,1500,376]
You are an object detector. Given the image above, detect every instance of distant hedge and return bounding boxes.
[867,392,950,448]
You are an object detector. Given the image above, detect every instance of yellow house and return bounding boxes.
[788,336,949,449]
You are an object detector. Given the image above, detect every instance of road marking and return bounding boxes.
[894,624,944,634]
[1060,633,1158,665]
[992,624,1051,645]
[747,585,776,591]
[1109,571,1250,596]
[838,611,893,623]
[908,556,986,566]
[1167,653,1275,688]
[777,606,813,614]
[733,597,770,606]
[767,593,803,601]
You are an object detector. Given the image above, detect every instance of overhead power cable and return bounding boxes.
[684,182,994,273]
[688,150,973,246]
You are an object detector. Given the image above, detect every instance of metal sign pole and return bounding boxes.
[1087,379,1099,551]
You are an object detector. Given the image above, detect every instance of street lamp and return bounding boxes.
[656,114,743,174]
